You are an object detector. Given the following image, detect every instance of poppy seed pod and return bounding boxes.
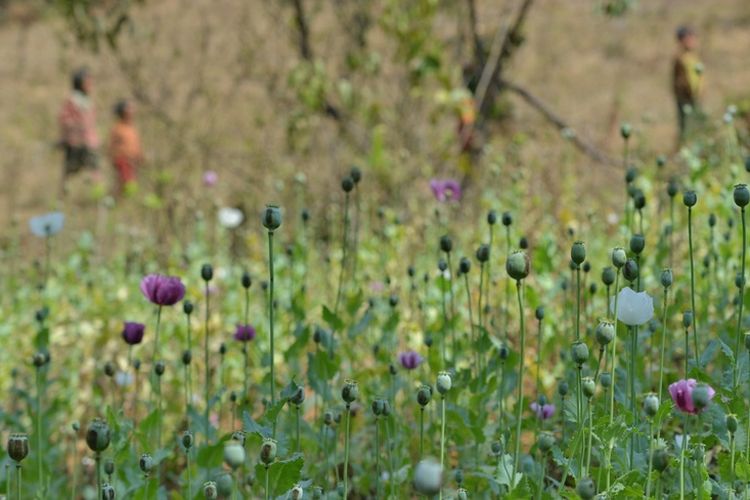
[203,481,218,499]
[571,241,586,265]
[708,213,717,228]
[104,362,115,377]
[341,380,359,404]
[224,441,246,470]
[341,176,354,192]
[301,208,310,223]
[101,483,115,500]
[595,320,615,346]
[682,311,693,329]
[735,184,750,208]
[183,300,194,315]
[652,447,669,472]
[501,212,512,226]
[32,352,46,368]
[413,459,443,495]
[571,341,590,365]
[625,166,637,184]
[633,190,646,210]
[133,359,141,371]
[656,155,666,168]
[350,166,362,184]
[182,350,192,365]
[104,459,115,476]
[436,371,452,395]
[476,244,490,263]
[683,190,697,207]
[389,294,399,307]
[692,384,712,410]
[611,247,627,269]
[519,236,529,249]
[182,431,194,450]
[229,391,238,403]
[558,380,569,397]
[85,419,111,453]
[576,477,596,500]
[407,265,416,277]
[7,434,29,462]
[643,393,659,417]
[262,205,282,231]
[600,372,612,388]
[439,235,453,253]
[620,122,632,139]
[290,385,305,406]
[491,441,502,456]
[454,469,464,485]
[538,431,555,453]
[498,344,509,360]
[381,399,392,417]
[438,258,448,272]
[582,262,591,274]
[661,269,673,288]
[581,377,596,398]
[459,257,471,274]
[139,453,154,474]
[601,266,616,286]
[219,343,227,355]
[417,385,432,407]
[506,251,530,281]
[201,263,213,282]
[535,306,545,321]
[260,438,277,465]
[629,234,645,255]
[241,271,252,289]
[736,273,746,290]
[154,361,165,377]
[372,399,385,416]
[487,210,497,225]
[727,414,739,434]
[623,259,639,282]
[323,411,334,426]
[667,179,679,198]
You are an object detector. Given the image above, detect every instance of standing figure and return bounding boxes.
[108,99,143,195]
[672,26,704,144]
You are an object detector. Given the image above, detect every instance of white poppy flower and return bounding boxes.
[29,211,64,237]
[413,459,442,495]
[217,207,244,229]
[610,287,654,326]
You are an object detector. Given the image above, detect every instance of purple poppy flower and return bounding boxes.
[669,378,715,414]
[140,274,186,306]
[398,351,424,370]
[234,324,256,342]
[122,322,145,345]
[203,170,218,187]
[530,402,556,420]
[429,179,462,203]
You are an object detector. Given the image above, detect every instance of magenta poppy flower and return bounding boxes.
[530,402,556,420]
[429,179,462,203]
[140,274,186,306]
[122,322,145,345]
[669,378,715,414]
[234,324,256,342]
[398,351,424,370]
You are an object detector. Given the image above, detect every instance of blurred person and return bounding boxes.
[58,67,100,195]
[108,99,143,195]
[672,25,704,143]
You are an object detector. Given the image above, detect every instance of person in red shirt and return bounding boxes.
[108,99,144,195]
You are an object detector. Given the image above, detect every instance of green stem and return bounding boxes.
[730,432,736,487]
[586,399,593,475]
[629,326,637,469]
[441,280,448,369]
[152,306,163,366]
[204,279,211,445]
[344,404,351,499]
[536,317,543,394]
[657,287,670,403]
[268,230,277,435]
[680,415,688,500]
[334,193,350,319]
[606,269,621,489]
[504,225,511,341]
[447,252,457,362]
[375,417,380,498]
[498,361,505,432]
[537,453,545,500]
[513,280,526,473]
[646,419,654,497]
[264,464,270,500]
[35,367,43,494]
[734,206,746,388]
[420,407,425,459]
[688,207,700,365]
[439,397,447,500]
[95,453,101,500]
[576,367,584,473]
[186,450,192,500]
[464,272,478,373]
[576,266,581,340]
[15,464,21,500]
[296,405,301,453]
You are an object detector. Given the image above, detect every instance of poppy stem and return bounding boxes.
[204,280,211,445]
[733,206,746,389]
[152,306,162,367]
[463,272,477,374]
[447,252,457,363]
[35,365,43,495]
[606,268,621,489]
[439,396,447,500]
[343,403,351,500]
[687,206,700,365]
[16,464,21,500]
[513,279,526,474]
[334,192,350,321]
[646,418,654,497]
[441,275,448,369]
[680,415,688,500]
[658,286,670,405]
[296,405,301,454]
[374,416,380,497]
[267,229,277,433]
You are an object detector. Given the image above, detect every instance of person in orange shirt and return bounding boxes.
[108,99,143,195]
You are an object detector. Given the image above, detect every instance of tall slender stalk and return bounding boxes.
[15,464,21,500]
[734,206,746,388]
[267,229,277,425]
[646,419,655,497]
[374,416,380,497]
[204,278,211,444]
[657,286,670,403]
[687,205,700,364]
[35,366,43,494]
[606,269,621,488]
[680,415,688,500]
[463,271,478,372]
[439,396,447,500]
[513,280,526,473]
[419,407,425,459]
[95,453,101,500]
[334,192,350,319]
[447,252,457,360]
[343,404,352,499]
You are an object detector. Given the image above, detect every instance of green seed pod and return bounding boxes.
[290,385,305,406]
[692,384,712,410]
[620,122,632,139]
[736,273,745,290]
[436,371,452,395]
[413,459,443,495]
[323,411,334,426]
[101,483,115,500]
[661,269,673,288]
[611,247,627,269]
[487,210,497,225]
[558,380,569,397]
[682,311,693,329]
[181,431,194,450]
[104,362,115,377]
[371,399,385,416]
[498,344,509,360]
[417,385,432,407]
[643,393,659,418]
[571,241,586,266]
[86,419,111,453]
[625,166,637,184]
[182,349,192,365]
[656,155,667,168]
[139,453,154,474]
[262,205,282,231]
[727,414,739,434]
[601,266,616,286]
[454,468,464,485]
[623,259,639,282]
[224,441,246,470]
[439,235,453,253]
[633,190,646,210]
[667,179,679,198]
[201,263,213,282]
[32,352,46,368]
[652,447,669,472]
[576,477,596,500]
[438,258,448,272]
[341,379,359,404]
[104,459,115,476]
[629,234,645,255]
[535,306,545,321]
[683,190,697,208]
[381,400,392,417]
[476,244,490,263]
[341,175,354,193]
[154,361,165,377]
[501,212,512,227]
[506,251,530,281]
[735,184,750,208]
[491,441,502,455]
[571,341,590,366]
[7,434,29,462]
[183,300,194,315]
[203,481,218,499]
[459,257,471,274]
[538,431,555,453]
[350,166,362,185]
[595,320,615,347]
[260,438,277,465]
[581,377,596,399]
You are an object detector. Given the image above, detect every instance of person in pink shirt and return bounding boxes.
[58,68,100,194]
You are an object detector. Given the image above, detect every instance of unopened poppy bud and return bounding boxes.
[341,380,359,404]
[708,213,717,227]
[101,483,115,500]
[290,484,304,500]
[519,236,529,249]
[611,247,627,269]
[229,391,238,403]
[535,306,545,321]
[476,244,490,263]
[736,273,745,289]
[290,386,305,406]
[301,208,310,223]
[538,431,555,453]
[139,453,154,474]
[582,262,591,274]
[389,294,399,307]
[571,241,586,265]
[341,176,354,193]
[683,190,697,208]
[104,362,115,377]
[32,352,46,367]
[692,384,712,410]
[203,481,218,499]
[350,166,362,184]
[154,361,165,377]
[656,155,666,168]
[571,341,590,365]
[182,431,194,450]
[372,399,385,416]
[620,122,632,139]
[104,459,115,476]
[407,265,415,277]
[667,179,679,198]
[72,421,80,432]
[438,258,448,272]
[661,269,673,288]
[260,438,277,465]
[600,372,612,388]
[262,205,282,231]
[436,371,452,395]
[323,411,334,426]
[457,487,468,500]
[727,414,738,434]
[183,300,193,315]
[652,447,669,472]
[576,477,596,500]
[417,385,432,407]
[459,257,471,274]
[501,212,512,226]
[7,434,29,462]
[224,441,246,470]
[633,190,646,210]
[735,184,750,208]
[133,359,141,370]
[201,263,213,282]
[581,377,596,398]
[601,266,616,286]
[487,210,497,225]
[595,320,615,347]
[629,234,645,255]
[86,419,111,452]
[241,271,252,289]
[439,235,453,253]
[490,441,502,455]
[454,468,464,485]
[389,364,397,376]
[498,344,509,360]
[182,350,192,365]
[381,400,392,417]
[506,251,530,281]
[623,259,639,282]
[424,334,433,348]
[643,393,659,417]
[682,311,693,328]
[558,380,569,397]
